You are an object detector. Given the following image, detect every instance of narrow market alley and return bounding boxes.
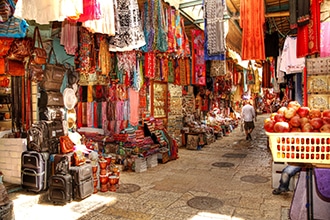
[6,114,293,220]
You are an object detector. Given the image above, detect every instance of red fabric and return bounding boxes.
[191,29,206,86]
[93,102,98,128]
[77,102,82,128]
[144,52,155,79]
[240,0,265,60]
[296,0,321,58]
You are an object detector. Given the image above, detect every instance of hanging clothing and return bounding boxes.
[264,32,279,58]
[279,36,305,74]
[296,0,322,58]
[205,0,226,56]
[129,88,139,126]
[297,0,310,27]
[82,0,115,36]
[289,0,298,30]
[98,37,111,75]
[60,19,78,55]
[320,21,330,58]
[109,0,145,51]
[14,0,83,24]
[240,0,265,61]
[191,29,206,86]
[76,0,101,22]
[262,60,271,88]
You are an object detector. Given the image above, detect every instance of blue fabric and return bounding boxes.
[278,165,301,190]
[0,17,28,38]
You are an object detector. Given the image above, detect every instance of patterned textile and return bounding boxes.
[98,37,111,75]
[140,0,154,52]
[205,0,226,56]
[296,0,321,58]
[210,60,226,77]
[109,0,146,51]
[144,52,155,79]
[191,29,206,86]
[240,0,265,60]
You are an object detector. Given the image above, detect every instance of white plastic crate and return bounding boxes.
[266,132,330,165]
[147,154,158,168]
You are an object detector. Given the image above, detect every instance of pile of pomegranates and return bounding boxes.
[264,101,330,133]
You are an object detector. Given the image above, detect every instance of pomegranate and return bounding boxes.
[302,123,314,132]
[284,108,296,119]
[310,109,321,119]
[274,113,286,122]
[277,106,288,115]
[289,115,301,127]
[310,118,324,130]
[274,122,290,133]
[296,106,310,118]
[320,124,330,133]
[322,109,330,118]
[264,118,275,132]
[287,101,301,110]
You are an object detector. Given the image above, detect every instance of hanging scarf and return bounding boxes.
[109,0,146,51]
[129,88,139,126]
[205,0,226,56]
[144,52,156,79]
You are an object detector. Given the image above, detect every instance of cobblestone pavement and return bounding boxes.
[7,114,294,220]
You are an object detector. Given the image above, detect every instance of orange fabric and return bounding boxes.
[240,0,265,61]
[0,58,5,74]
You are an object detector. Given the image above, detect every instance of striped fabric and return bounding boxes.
[0,16,28,38]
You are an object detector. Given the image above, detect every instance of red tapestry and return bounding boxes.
[191,29,206,86]
[296,0,321,58]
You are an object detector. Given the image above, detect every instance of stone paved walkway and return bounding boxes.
[7,114,294,220]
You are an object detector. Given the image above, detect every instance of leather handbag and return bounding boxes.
[0,37,14,56]
[31,26,47,65]
[6,37,33,61]
[59,136,75,154]
[39,47,65,91]
[73,151,86,166]
[6,59,25,76]
[38,90,64,107]
[29,63,44,82]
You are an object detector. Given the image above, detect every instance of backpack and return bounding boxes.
[27,121,49,152]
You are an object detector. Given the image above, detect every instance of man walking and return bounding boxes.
[241,100,256,140]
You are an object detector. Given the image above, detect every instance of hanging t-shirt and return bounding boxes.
[279,36,305,74]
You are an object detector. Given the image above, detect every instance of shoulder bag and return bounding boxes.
[39,47,65,91]
[31,26,47,65]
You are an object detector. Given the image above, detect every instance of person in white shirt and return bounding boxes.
[241,100,256,140]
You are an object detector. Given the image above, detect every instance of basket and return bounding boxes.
[266,132,330,165]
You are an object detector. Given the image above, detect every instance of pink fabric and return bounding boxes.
[320,21,330,58]
[60,19,78,55]
[87,102,93,127]
[78,0,101,22]
[129,88,139,126]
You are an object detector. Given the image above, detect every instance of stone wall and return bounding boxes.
[0,138,27,184]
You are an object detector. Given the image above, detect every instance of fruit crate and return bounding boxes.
[266,132,330,165]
